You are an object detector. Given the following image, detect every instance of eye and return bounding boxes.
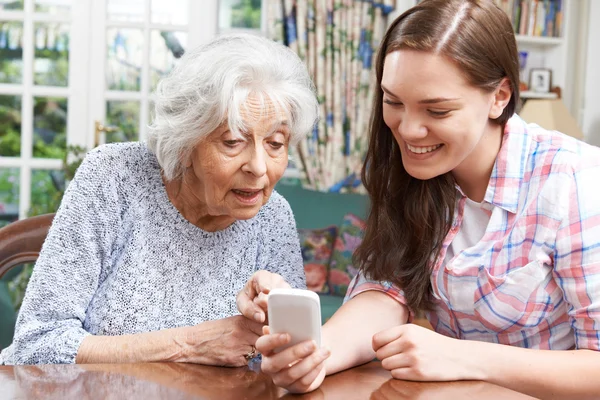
[383,98,403,107]
[224,139,243,147]
[269,141,285,150]
[428,109,451,117]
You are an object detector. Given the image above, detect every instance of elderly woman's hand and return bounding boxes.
[237,271,291,323]
[181,315,264,367]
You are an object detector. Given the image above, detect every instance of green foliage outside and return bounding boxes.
[0,168,19,225]
[231,0,261,29]
[0,95,21,156]
[34,41,70,86]
[0,49,23,84]
[106,101,140,143]
[0,0,24,10]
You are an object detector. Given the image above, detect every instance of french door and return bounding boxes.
[1,0,264,221]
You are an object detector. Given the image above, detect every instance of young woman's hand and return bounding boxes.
[236,271,291,323]
[372,324,479,382]
[255,326,330,393]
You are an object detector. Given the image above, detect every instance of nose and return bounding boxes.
[398,113,427,142]
[241,144,267,177]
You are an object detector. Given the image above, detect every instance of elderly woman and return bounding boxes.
[0,33,318,366]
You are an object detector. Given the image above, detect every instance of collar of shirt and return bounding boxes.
[450,113,528,230]
[482,114,531,214]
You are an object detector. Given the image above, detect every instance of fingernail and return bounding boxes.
[304,341,316,352]
[319,348,330,357]
[254,312,263,323]
[279,334,288,341]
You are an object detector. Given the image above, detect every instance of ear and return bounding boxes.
[182,149,194,169]
[489,77,512,119]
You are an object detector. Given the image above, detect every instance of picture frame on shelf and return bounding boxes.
[529,68,552,93]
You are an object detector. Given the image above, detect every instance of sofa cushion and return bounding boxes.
[275,184,369,230]
[298,225,337,293]
[328,213,366,296]
[318,294,344,323]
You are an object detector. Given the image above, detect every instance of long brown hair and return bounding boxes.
[355,0,520,313]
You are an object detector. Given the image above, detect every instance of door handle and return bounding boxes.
[94,120,118,147]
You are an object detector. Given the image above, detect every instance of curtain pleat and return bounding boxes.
[267,0,395,192]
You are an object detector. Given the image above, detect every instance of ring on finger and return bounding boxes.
[245,345,257,361]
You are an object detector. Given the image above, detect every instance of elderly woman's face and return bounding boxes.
[185,98,290,221]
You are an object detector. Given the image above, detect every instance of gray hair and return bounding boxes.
[147,33,319,181]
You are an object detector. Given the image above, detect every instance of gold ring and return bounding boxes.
[245,346,257,361]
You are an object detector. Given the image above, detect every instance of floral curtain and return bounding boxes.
[266,0,395,192]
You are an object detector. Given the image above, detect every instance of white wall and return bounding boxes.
[582,1,600,146]
[391,0,414,19]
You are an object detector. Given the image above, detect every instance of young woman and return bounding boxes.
[237,0,600,398]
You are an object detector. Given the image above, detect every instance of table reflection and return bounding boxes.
[370,375,536,400]
[0,361,536,400]
[4,362,279,400]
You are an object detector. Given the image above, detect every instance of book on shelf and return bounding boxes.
[494,0,564,38]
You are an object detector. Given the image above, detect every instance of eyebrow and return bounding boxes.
[233,120,290,137]
[268,121,290,139]
[263,120,289,134]
[381,85,460,104]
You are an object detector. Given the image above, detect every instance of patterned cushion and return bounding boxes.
[328,214,366,296]
[298,226,338,293]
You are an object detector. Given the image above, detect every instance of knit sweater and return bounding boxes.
[0,142,305,365]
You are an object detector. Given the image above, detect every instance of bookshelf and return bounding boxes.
[515,35,563,47]
[496,0,565,39]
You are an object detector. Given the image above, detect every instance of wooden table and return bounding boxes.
[0,361,536,399]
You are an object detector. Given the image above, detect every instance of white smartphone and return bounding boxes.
[268,288,322,352]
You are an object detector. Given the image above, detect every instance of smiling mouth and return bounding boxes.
[406,143,443,154]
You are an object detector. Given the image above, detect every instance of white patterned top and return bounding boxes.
[1,142,305,365]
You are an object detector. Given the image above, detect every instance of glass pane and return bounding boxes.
[30,168,65,216]
[219,0,261,30]
[0,168,19,227]
[0,1,23,11]
[150,30,186,90]
[151,0,188,25]
[3,263,34,313]
[35,0,71,14]
[33,97,67,159]
[34,23,70,86]
[107,0,144,23]
[106,100,140,143]
[0,22,24,84]
[0,95,21,157]
[106,28,143,91]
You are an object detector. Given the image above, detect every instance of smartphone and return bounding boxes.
[268,288,322,352]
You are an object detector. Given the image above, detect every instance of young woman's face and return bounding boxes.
[381,50,500,181]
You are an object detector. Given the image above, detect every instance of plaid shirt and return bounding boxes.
[347,114,600,350]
